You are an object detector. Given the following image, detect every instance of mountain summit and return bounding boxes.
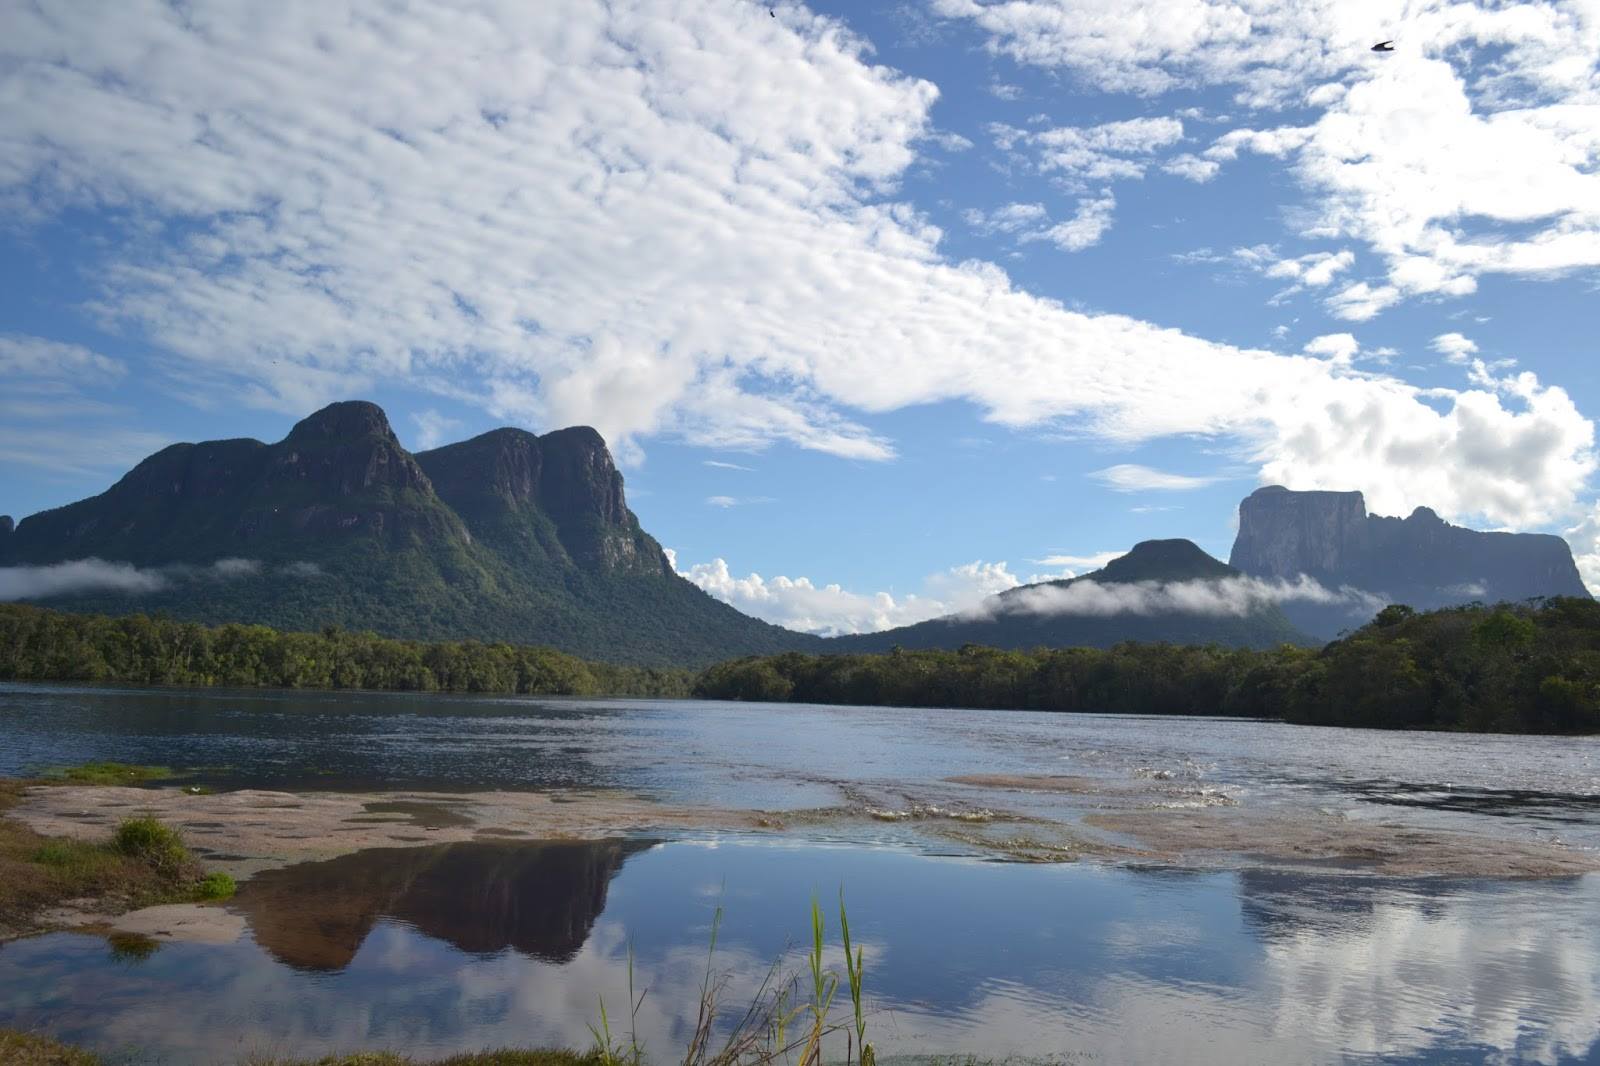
[0,401,816,666]
[1230,485,1590,637]
[834,539,1309,653]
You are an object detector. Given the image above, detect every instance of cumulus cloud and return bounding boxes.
[0,2,1593,530]
[1566,505,1600,593]
[1091,464,1224,492]
[1302,333,1359,367]
[673,555,1041,635]
[1431,332,1479,364]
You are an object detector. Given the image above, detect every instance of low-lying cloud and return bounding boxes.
[987,574,1389,620]
[0,559,168,601]
[0,558,322,602]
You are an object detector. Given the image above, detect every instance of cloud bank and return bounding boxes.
[992,574,1389,620]
[0,1,1593,531]
[0,558,315,602]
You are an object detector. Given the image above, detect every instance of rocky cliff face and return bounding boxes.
[1231,486,1368,579]
[0,400,815,665]
[1229,485,1591,637]
[415,425,669,576]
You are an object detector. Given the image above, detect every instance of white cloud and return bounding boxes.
[1430,332,1479,364]
[963,201,1049,235]
[1161,153,1221,182]
[993,573,1389,619]
[0,559,167,600]
[673,556,1014,635]
[411,410,464,451]
[703,459,755,471]
[0,557,266,600]
[1302,333,1359,366]
[1266,249,1354,289]
[996,116,1186,185]
[1566,505,1600,593]
[1024,193,1118,251]
[0,334,124,383]
[705,495,774,508]
[1324,281,1402,322]
[943,0,1600,316]
[1030,550,1121,572]
[1091,464,1223,492]
[0,2,1593,531]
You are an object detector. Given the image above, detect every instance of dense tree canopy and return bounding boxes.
[0,603,691,697]
[694,598,1600,734]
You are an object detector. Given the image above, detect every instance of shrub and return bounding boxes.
[195,871,237,900]
[113,816,190,879]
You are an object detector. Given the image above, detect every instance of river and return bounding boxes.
[3,682,1599,1064]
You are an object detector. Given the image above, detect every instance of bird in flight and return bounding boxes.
[1371,40,1394,51]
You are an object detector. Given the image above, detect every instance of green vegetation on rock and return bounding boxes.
[0,402,817,667]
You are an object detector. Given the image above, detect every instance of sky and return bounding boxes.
[1,0,1598,635]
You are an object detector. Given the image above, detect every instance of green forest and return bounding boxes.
[695,597,1600,734]
[4,597,1600,733]
[0,603,691,697]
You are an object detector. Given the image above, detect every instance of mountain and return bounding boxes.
[1229,485,1592,638]
[833,539,1310,653]
[0,401,819,666]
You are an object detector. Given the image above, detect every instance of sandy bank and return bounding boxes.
[9,785,764,881]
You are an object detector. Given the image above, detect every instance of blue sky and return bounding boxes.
[2,0,1598,634]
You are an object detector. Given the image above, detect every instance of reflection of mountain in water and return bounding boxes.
[232,839,654,971]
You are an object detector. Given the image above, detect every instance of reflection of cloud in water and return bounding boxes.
[1242,872,1600,1064]
[4,852,1600,1065]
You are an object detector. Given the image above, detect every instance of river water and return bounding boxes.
[3,682,1600,1064]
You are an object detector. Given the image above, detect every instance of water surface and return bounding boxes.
[5,683,1600,1063]
[3,683,1599,848]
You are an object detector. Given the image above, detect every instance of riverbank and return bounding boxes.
[2,1029,598,1065]
[4,772,1592,952]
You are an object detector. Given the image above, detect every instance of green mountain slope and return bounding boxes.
[833,539,1312,652]
[0,402,818,666]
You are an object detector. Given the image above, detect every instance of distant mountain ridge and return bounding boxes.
[0,401,818,666]
[834,539,1311,653]
[1230,485,1591,637]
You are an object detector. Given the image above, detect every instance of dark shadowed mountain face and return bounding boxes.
[232,839,651,971]
[0,401,818,666]
[835,539,1310,653]
[1230,485,1591,638]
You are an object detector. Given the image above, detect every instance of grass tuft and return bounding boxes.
[45,763,172,786]
[196,871,237,901]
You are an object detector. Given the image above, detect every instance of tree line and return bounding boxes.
[0,603,691,697]
[694,598,1600,734]
[4,597,1599,733]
